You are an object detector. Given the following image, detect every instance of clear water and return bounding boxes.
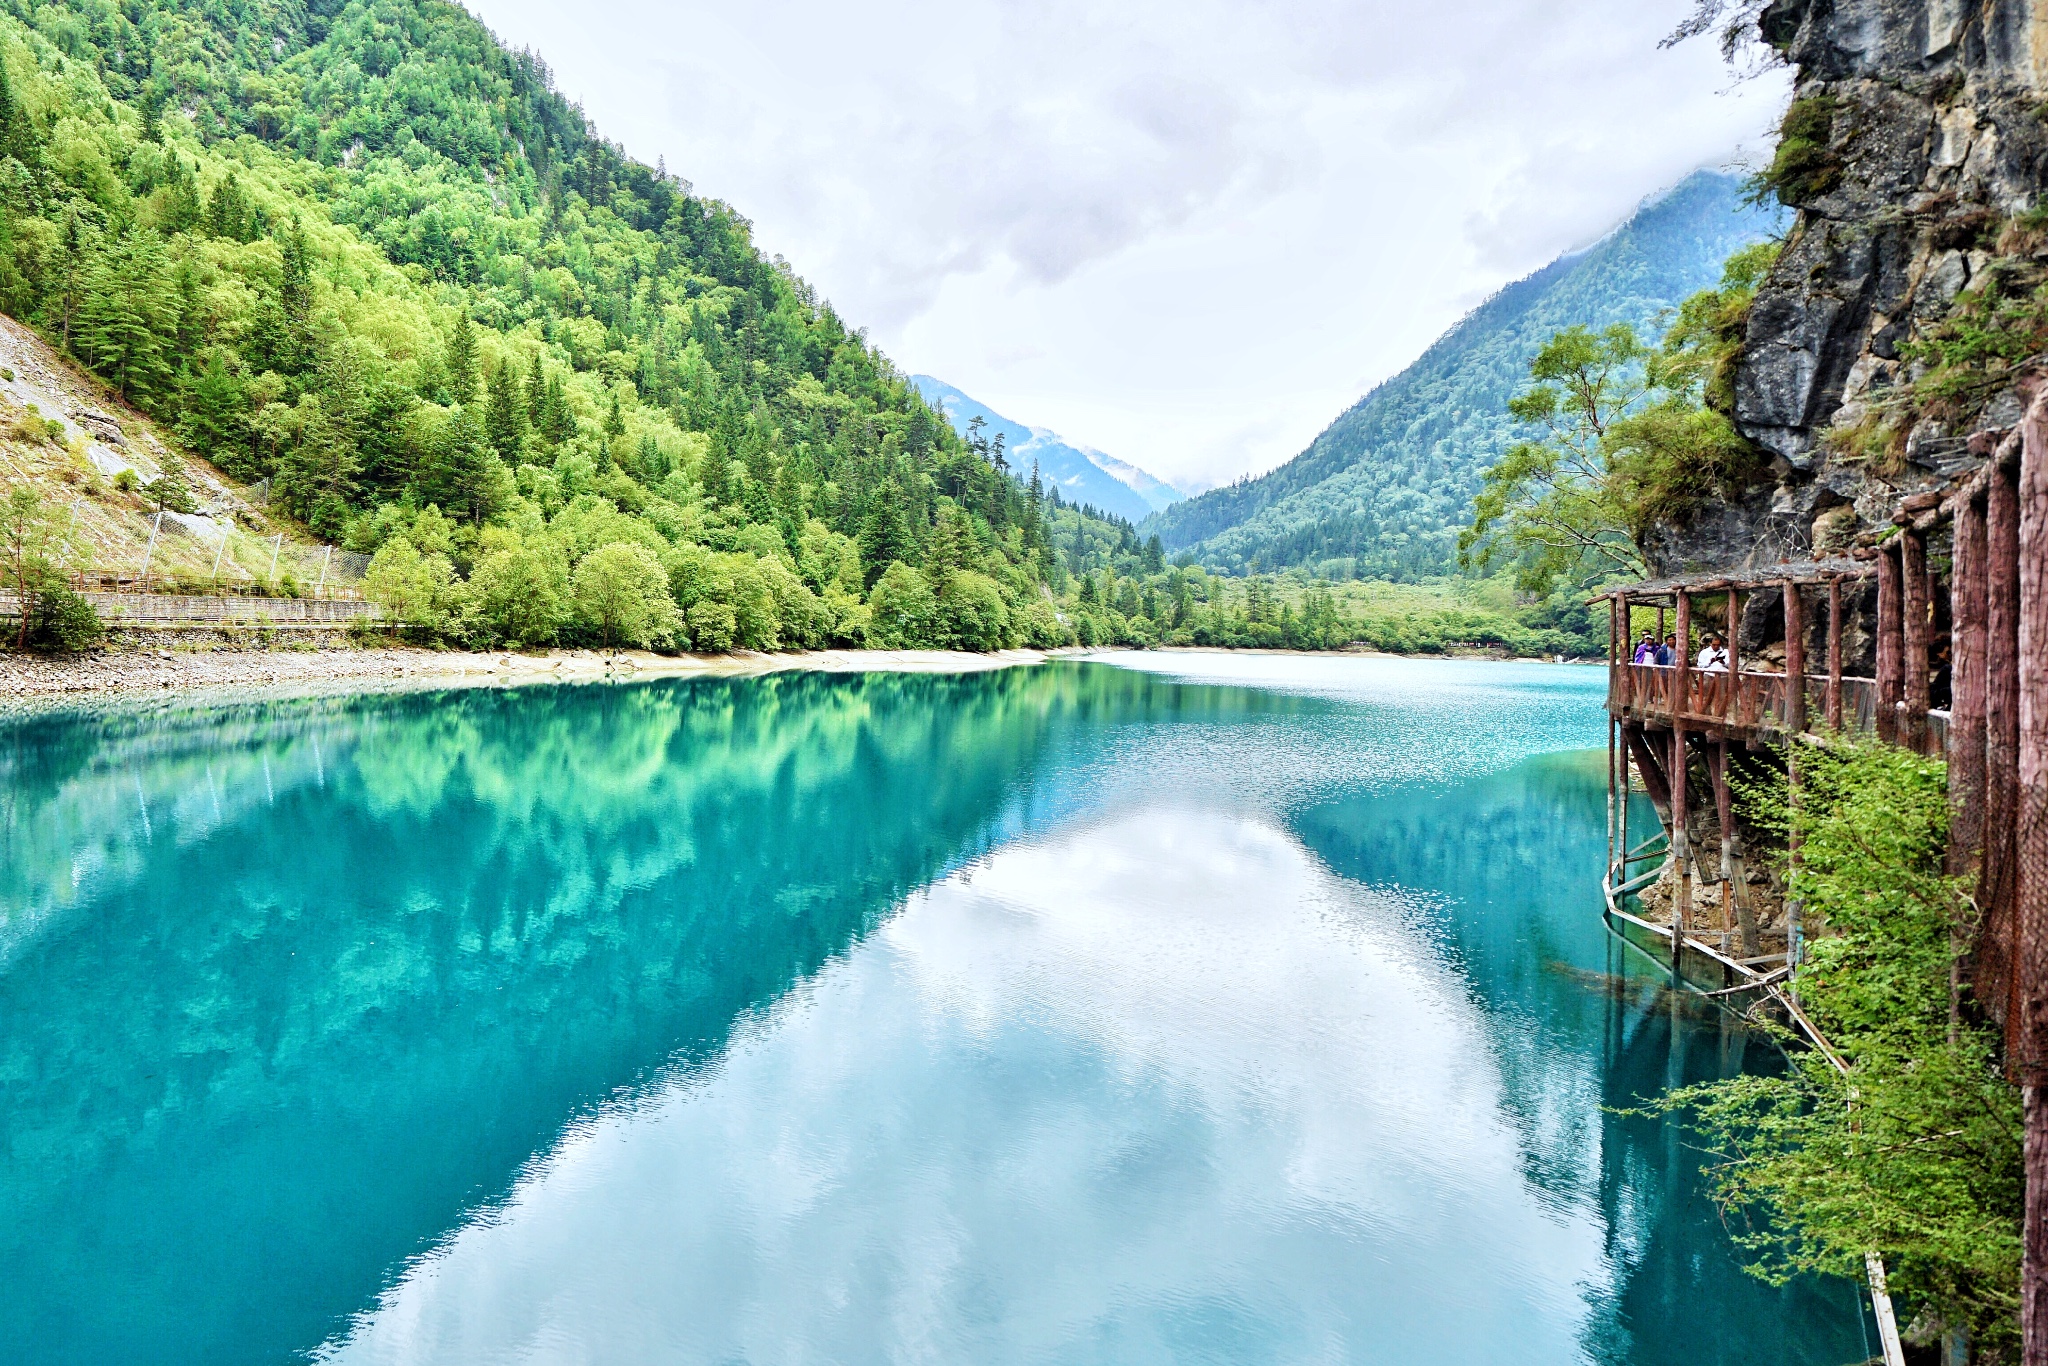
[0,653,1869,1365]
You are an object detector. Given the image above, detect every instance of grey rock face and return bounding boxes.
[1714,0,2048,571]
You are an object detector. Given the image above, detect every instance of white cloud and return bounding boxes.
[466,0,1788,492]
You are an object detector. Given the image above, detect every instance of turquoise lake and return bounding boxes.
[1,652,1872,1364]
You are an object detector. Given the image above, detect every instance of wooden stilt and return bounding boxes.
[1827,576,1844,731]
[1990,459,2023,1048]
[1953,493,1989,876]
[1710,737,1760,957]
[1671,724,1691,970]
[1784,580,1807,735]
[2016,391,2048,1366]
[1624,723,1673,821]
[1904,528,1931,752]
[1878,542,1904,745]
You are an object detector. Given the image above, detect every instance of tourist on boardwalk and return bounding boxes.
[1632,632,1657,664]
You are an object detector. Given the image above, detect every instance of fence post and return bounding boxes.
[138,510,163,584]
[316,545,332,599]
[268,534,282,588]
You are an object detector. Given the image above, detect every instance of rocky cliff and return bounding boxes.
[1662,0,2048,574]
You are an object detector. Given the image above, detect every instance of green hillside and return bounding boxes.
[0,0,1099,651]
[1145,172,1786,580]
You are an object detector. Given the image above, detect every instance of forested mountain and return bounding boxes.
[1144,172,1787,580]
[912,376,1181,524]
[0,0,1115,650]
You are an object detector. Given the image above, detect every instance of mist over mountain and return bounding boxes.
[913,377,1183,525]
[1143,171,1788,580]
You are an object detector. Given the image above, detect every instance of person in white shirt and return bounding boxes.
[1699,636,1729,672]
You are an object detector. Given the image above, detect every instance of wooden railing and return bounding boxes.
[1611,664,1877,736]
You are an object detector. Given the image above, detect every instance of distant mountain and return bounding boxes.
[1143,171,1790,580]
[913,377,1183,525]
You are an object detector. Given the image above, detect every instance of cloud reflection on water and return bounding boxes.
[322,808,1600,1365]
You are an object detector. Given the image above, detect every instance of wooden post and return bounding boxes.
[1827,576,1844,730]
[1878,542,1904,744]
[1904,528,1931,751]
[1710,738,1759,956]
[1727,585,1743,727]
[1676,591,1692,720]
[1953,493,1988,884]
[1671,723,1691,970]
[2016,391,2048,1366]
[1625,723,1674,822]
[1785,580,1807,734]
[1994,459,2023,1049]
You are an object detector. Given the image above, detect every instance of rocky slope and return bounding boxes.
[0,315,341,592]
[1671,0,2048,574]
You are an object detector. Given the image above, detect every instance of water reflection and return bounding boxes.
[0,658,1868,1365]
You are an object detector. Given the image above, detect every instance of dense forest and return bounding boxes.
[0,0,1620,660]
[1142,172,1786,583]
[0,0,1149,651]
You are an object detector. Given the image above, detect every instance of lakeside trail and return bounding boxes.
[0,645,1065,708]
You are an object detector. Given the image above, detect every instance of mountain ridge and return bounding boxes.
[1143,170,1789,580]
[911,376,1182,526]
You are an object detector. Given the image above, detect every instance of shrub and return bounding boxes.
[25,582,103,652]
[1755,94,1842,205]
[1654,741,2020,1353]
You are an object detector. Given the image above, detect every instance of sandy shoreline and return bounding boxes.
[0,643,1067,708]
[0,640,1597,714]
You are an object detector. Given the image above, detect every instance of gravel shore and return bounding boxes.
[1,643,1061,706]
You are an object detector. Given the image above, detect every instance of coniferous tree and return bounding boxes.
[858,483,916,586]
[413,405,501,524]
[485,359,526,458]
[525,351,546,429]
[176,355,248,469]
[276,216,314,373]
[444,314,479,407]
[160,156,200,232]
[204,171,253,241]
[75,232,175,402]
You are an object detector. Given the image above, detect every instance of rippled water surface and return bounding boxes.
[1,653,1870,1364]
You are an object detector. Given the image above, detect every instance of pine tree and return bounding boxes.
[275,216,314,373]
[176,354,248,469]
[147,446,195,514]
[204,172,253,242]
[541,373,576,443]
[160,156,201,234]
[50,211,91,350]
[74,232,175,402]
[525,350,546,430]
[485,359,526,458]
[444,314,478,407]
[858,483,916,587]
[413,405,500,523]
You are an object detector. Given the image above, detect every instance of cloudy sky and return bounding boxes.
[467,0,1788,493]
